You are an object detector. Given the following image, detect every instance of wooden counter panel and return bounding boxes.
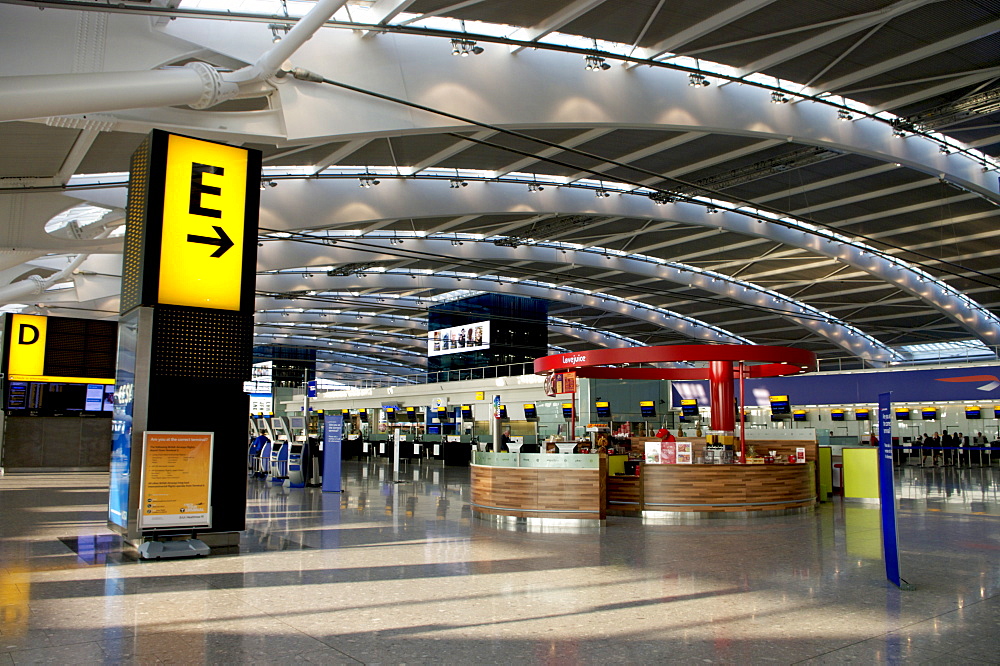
[641,463,815,512]
[607,476,642,511]
[471,465,605,520]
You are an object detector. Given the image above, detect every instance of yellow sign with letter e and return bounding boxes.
[159,134,250,310]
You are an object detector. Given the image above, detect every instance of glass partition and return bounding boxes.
[473,451,600,469]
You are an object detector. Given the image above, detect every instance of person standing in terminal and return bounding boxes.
[940,431,951,466]
[975,432,988,466]
[921,433,933,466]
[932,432,942,466]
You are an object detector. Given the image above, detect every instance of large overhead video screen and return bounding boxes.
[428,321,490,357]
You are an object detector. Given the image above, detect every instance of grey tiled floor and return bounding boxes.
[1,462,998,664]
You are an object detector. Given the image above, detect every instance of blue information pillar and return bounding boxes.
[322,413,343,493]
[878,392,910,589]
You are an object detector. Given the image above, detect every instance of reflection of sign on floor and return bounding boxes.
[0,567,29,636]
[140,432,214,530]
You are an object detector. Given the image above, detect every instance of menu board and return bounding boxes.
[676,441,693,464]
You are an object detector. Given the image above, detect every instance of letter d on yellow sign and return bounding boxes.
[8,314,47,376]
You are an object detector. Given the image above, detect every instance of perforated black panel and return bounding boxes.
[151,306,254,380]
[121,136,150,314]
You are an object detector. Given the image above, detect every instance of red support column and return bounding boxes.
[709,360,735,433]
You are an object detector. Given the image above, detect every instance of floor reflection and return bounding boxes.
[0,462,997,664]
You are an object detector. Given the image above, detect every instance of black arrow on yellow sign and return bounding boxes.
[187,226,234,258]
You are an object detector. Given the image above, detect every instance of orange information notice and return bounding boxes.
[139,432,214,530]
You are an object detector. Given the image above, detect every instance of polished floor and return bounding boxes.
[1,461,999,664]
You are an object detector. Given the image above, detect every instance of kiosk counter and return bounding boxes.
[608,436,819,517]
[638,462,816,515]
[470,436,819,524]
[470,451,606,523]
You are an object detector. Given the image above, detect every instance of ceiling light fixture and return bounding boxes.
[359,175,380,188]
[449,178,468,188]
[837,109,853,121]
[689,73,710,87]
[451,38,483,57]
[585,55,611,71]
[770,91,789,104]
[527,182,544,192]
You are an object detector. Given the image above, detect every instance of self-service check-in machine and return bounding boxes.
[284,415,308,489]
[254,416,277,476]
[248,417,271,478]
[269,416,292,483]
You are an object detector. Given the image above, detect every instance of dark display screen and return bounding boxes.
[895,410,910,421]
[831,411,845,421]
[856,410,870,420]
[966,408,980,419]
[523,404,537,419]
[44,318,117,378]
[793,412,807,421]
[595,402,611,418]
[639,401,655,417]
[921,409,937,420]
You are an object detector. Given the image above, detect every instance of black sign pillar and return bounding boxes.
[108,130,261,544]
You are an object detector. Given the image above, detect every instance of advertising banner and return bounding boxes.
[322,413,344,493]
[428,321,490,357]
[108,311,138,531]
[139,432,213,530]
[878,392,908,589]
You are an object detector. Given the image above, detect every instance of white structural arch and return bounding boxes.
[249,178,999,348]
[254,271,752,345]
[256,309,646,350]
[262,234,900,362]
[1,12,994,199]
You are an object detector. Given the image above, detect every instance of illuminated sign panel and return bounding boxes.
[4,314,117,386]
[769,395,791,414]
[8,314,47,378]
[159,134,250,310]
[428,321,490,357]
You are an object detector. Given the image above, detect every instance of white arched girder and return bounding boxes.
[261,234,900,362]
[252,178,1000,349]
[255,327,424,362]
[14,18,985,199]
[257,308,647,351]
[255,271,752,345]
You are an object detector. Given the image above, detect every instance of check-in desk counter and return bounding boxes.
[470,452,607,523]
[607,462,816,517]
